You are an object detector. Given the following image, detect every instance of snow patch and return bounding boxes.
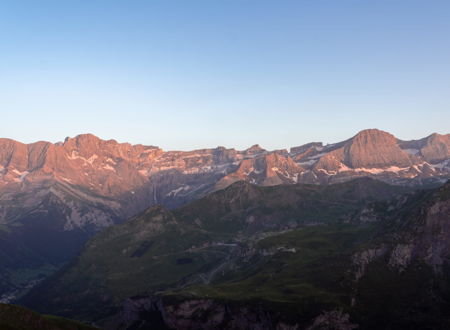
[87,154,98,164]
[103,164,115,172]
[182,153,208,159]
[141,149,157,154]
[166,185,191,197]
[307,152,327,160]
[352,166,410,174]
[61,177,74,184]
[431,159,450,170]
[243,167,255,175]
[138,169,149,176]
[320,165,413,176]
[318,168,337,175]
[298,159,317,166]
[337,163,351,172]
[12,169,29,182]
[68,151,85,161]
[403,148,420,155]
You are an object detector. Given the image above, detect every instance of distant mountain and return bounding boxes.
[298,129,449,185]
[1,129,448,226]
[0,129,448,301]
[0,129,448,229]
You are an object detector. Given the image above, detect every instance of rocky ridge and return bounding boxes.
[0,129,448,231]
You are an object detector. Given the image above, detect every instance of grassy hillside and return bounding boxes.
[21,178,410,325]
[0,303,97,330]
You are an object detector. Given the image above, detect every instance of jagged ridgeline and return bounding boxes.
[21,178,450,329]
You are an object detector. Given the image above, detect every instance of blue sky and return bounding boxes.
[0,0,449,150]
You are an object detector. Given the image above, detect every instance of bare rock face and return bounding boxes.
[244,144,266,156]
[114,296,307,330]
[314,148,346,172]
[302,129,450,184]
[215,152,304,190]
[114,296,360,330]
[306,310,358,330]
[313,129,412,172]
[351,181,450,277]
[290,142,323,157]
[344,129,412,168]
[352,247,387,281]
[420,133,450,163]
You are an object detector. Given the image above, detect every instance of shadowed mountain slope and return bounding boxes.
[21,178,440,329]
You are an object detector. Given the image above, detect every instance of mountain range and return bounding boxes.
[0,129,449,305]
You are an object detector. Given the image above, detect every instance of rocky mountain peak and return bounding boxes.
[64,133,102,145]
[351,128,397,144]
[421,133,450,163]
[63,133,113,154]
[290,142,323,156]
[245,144,266,155]
[343,129,412,168]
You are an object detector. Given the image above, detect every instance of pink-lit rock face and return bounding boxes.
[0,129,448,231]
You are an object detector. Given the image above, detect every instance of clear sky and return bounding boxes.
[0,0,449,150]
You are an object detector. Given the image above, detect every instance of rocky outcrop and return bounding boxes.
[351,181,450,277]
[312,129,413,172]
[352,247,387,281]
[420,134,450,163]
[113,296,357,330]
[344,129,412,168]
[215,152,304,189]
[302,129,450,184]
[400,133,450,163]
[306,310,358,330]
